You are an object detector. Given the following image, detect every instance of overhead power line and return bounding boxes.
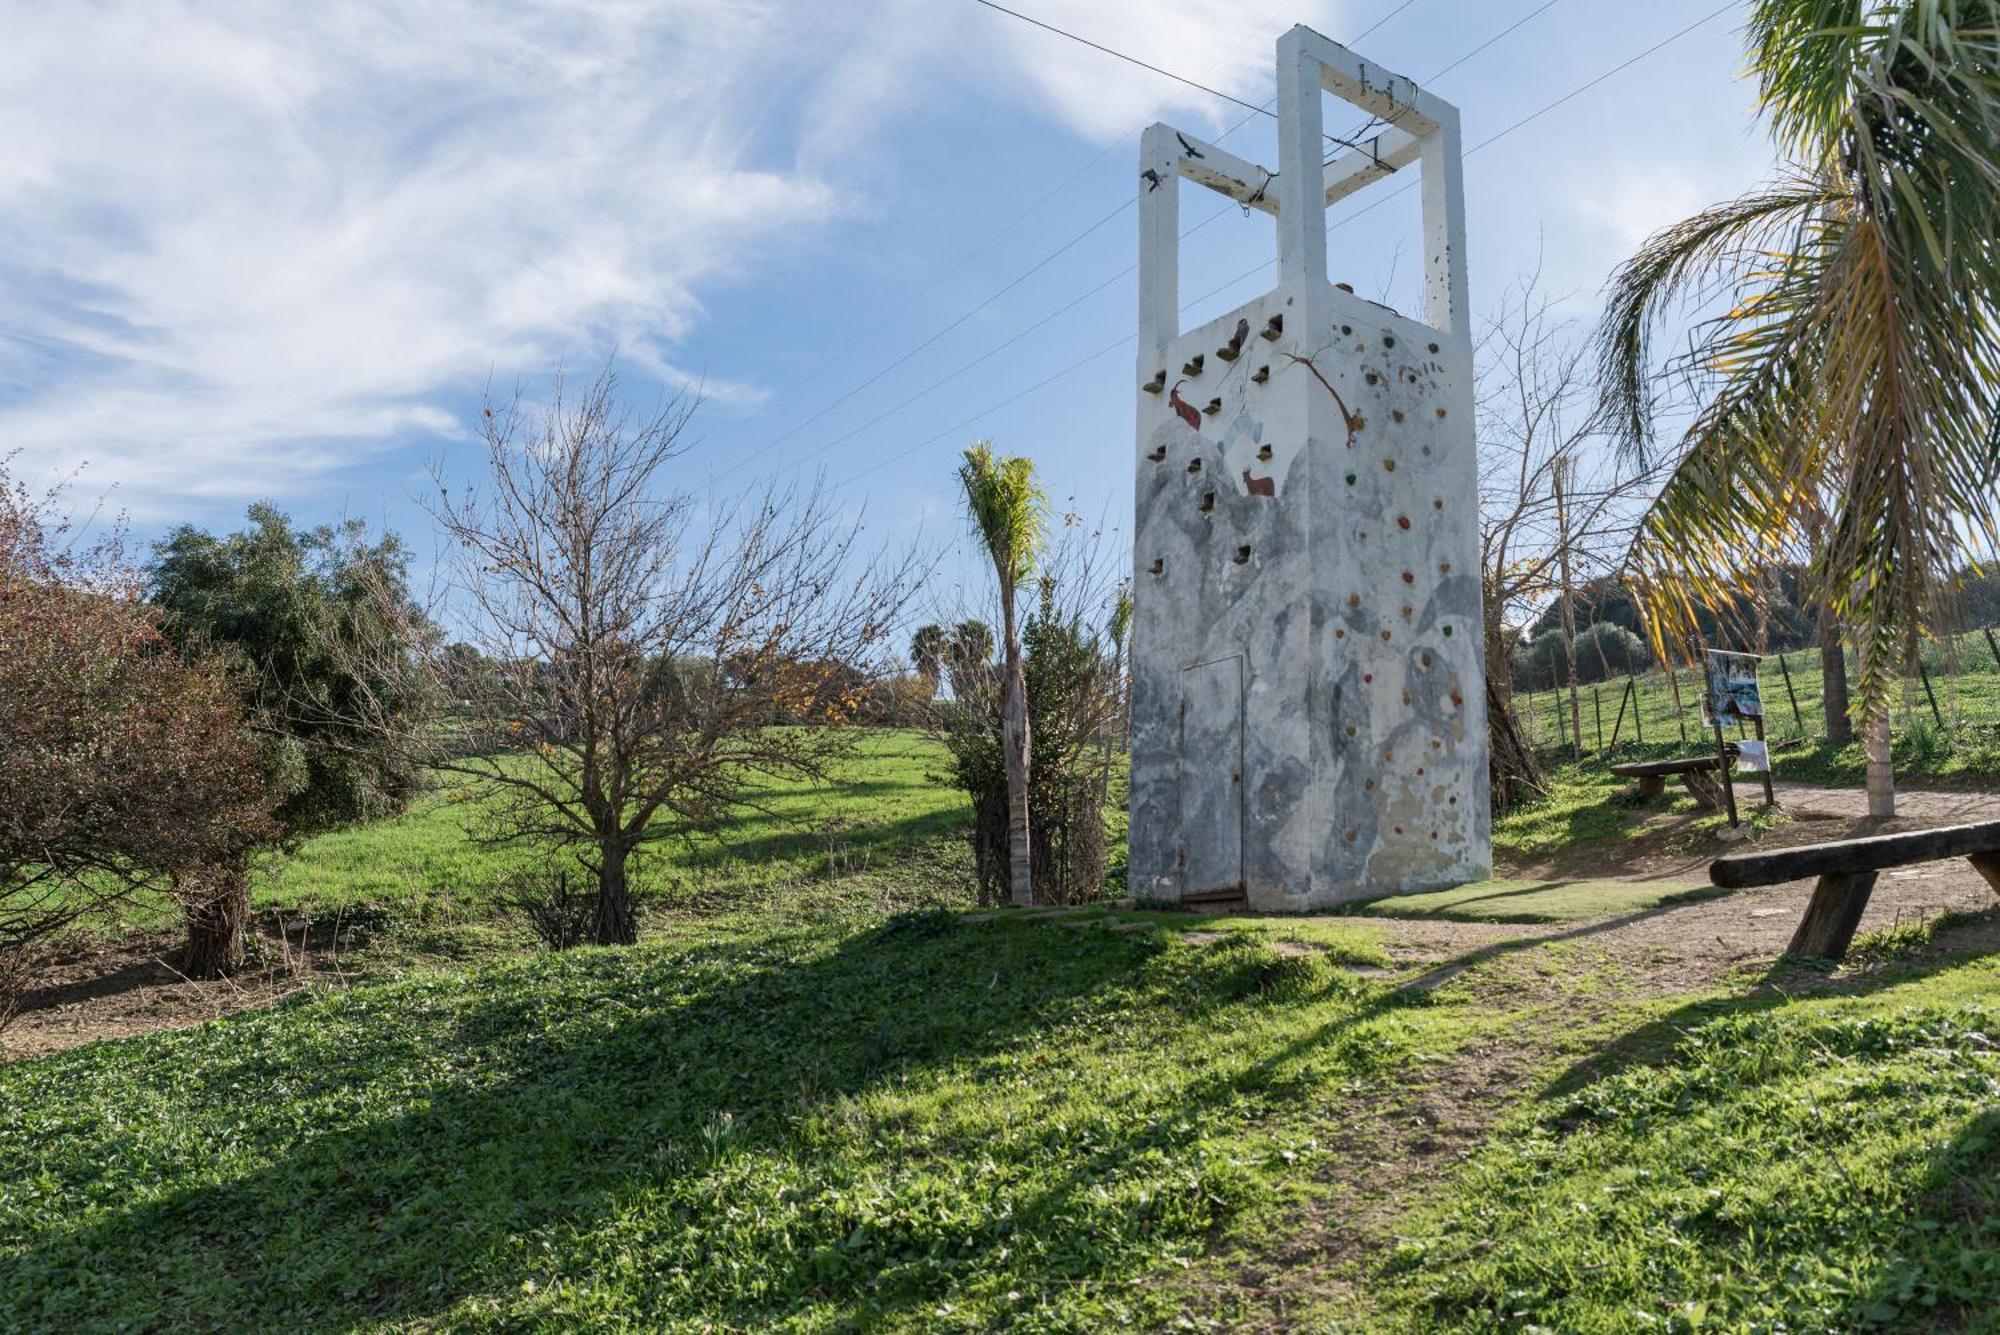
[828,0,1739,491]
[711,194,1133,483]
[834,251,1283,492]
[971,0,1424,152]
[783,0,1571,485]
[1196,0,1739,327]
[718,3,1452,487]
[708,0,1333,482]
[968,0,1276,120]
[739,1,1438,482]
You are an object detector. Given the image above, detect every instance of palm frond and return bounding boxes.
[1748,0,1885,160]
[1618,0,2000,733]
[1596,179,1837,457]
[958,441,1049,596]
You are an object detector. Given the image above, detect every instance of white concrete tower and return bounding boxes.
[1129,25,1490,909]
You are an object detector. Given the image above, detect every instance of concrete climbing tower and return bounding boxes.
[1129,25,1491,909]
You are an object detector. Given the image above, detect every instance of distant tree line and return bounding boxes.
[1507,564,2000,693]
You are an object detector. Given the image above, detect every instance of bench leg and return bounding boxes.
[1788,871,1878,961]
[1637,774,1665,799]
[1681,771,1722,811]
[1970,852,2000,899]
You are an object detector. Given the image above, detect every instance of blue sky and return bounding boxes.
[0,0,1778,592]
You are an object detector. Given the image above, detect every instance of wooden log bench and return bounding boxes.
[1710,819,2000,960]
[1609,755,1728,809]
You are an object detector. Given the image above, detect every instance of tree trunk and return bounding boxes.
[1553,462,1582,761]
[1485,672,1545,812]
[1864,708,1895,818]
[593,841,638,945]
[1820,612,1854,746]
[181,864,249,979]
[1003,642,1033,907]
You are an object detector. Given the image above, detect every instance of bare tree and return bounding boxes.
[1475,275,1664,794]
[364,366,917,944]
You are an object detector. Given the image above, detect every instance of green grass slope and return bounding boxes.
[1,914,1438,1332]
[253,730,971,918]
[1381,951,2000,1332]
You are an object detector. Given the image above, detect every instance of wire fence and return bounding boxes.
[1512,627,2000,756]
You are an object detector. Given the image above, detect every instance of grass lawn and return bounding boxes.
[1380,950,2000,1331]
[0,914,1457,1331]
[1489,755,1782,869]
[253,730,972,919]
[10,725,2000,1329]
[1515,628,2000,783]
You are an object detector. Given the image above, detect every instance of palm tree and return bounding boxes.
[958,442,1049,906]
[1601,0,2000,817]
[910,623,949,696]
[948,620,995,697]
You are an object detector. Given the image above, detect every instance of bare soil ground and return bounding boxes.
[1,922,361,1064]
[1483,779,2000,988]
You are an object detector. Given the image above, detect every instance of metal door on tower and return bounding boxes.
[1179,655,1245,894]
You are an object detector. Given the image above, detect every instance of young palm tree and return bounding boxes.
[958,442,1049,906]
[1602,0,2000,816]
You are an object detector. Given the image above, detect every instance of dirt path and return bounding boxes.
[1183,780,2000,1329]
[1451,778,2000,991]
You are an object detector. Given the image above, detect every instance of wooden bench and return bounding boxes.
[1609,755,1728,809]
[1710,819,2000,960]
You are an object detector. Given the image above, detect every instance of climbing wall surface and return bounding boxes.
[1128,25,1491,909]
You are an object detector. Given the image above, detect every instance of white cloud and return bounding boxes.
[0,0,834,511]
[970,0,1348,143]
[0,0,1368,514]
[796,0,1350,157]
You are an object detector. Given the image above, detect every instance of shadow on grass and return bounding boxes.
[676,802,970,871]
[0,913,1316,1330]
[1536,904,2000,1107]
[1388,897,1727,996]
[1337,880,1729,925]
[1860,1107,2000,1325]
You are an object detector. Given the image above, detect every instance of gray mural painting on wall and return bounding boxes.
[1130,25,1491,910]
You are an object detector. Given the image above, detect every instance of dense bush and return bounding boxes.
[930,589,1123,906]
[1513,621,1650,689]
[150,504,429,835]
[0,474,277,1001]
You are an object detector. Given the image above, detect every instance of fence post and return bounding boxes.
[1609,677,1632,748]
[1983,625,2000,673]
[1632,673,1644,744]
[1776,651,1805,737]
[1918,657,1945,730]
[1667,663,1688,745]
[1592,686,1604,753]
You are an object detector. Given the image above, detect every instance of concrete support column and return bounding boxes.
[1420,104,1470,340]
[1274,28,1327,293]
[1137,123,1181,357]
